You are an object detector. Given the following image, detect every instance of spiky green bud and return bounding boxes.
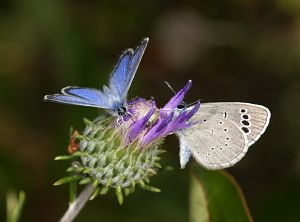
[55,115,164,204]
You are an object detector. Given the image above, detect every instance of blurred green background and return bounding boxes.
[1,0,300,221]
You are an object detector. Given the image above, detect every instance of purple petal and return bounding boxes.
[141,112,174,147]
[184,100,200,120]
[162,80,192,110]
[160,101,201,136]
[126,100,156,143]
[156,112,174,132]
[121,81,200,149]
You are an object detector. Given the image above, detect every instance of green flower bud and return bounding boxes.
[55,115,164,204]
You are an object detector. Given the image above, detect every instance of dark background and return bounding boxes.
[1,1,299,221]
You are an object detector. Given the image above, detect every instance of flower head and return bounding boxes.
[125,80,200,147]
[55,80,199,204]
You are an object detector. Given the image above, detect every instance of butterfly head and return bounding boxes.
[176,102,187,110]
[116,106,128,116]
[176,100,200,114]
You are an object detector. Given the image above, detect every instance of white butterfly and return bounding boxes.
[177,102,271,170]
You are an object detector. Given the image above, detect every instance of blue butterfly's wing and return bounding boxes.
[44,38,149,112]
[62,87,106,104]
[44,87,112,109]
[108,49,133,100]
[109,38,149,101]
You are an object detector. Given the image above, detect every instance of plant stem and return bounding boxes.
[60,184,95,222]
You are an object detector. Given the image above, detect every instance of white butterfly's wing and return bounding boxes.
[180,114,248,170]
[178,133,192,169]
[178,102,271,169]
[198,102,271,146]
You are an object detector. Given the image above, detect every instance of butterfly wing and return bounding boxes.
[178,133,193,169]
[109,38,149,101]
[197,102,271,146]
[44,38,149,111]
[179,115,248,170]
[178,102,271,169]
[44,87,113,109]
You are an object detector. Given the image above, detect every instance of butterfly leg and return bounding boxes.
[127,111,137,123]
[119,117,134,143]
[115,116,122,128]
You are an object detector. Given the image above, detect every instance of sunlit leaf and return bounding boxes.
[190,165,253,222]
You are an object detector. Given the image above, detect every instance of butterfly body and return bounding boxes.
[176,102,271,170]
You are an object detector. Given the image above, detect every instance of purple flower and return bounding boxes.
[124,80,200,148]
[162,101,200,133]
[55,80,200,204]
[140,112,174,147]
[126,100,156,143]
[161,80,192,116]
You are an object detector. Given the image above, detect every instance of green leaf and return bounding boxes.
[53,175,81,186]
[115,186,123,205]
[100,186,109,195]
[190,172,209,222]
[190,165,253,222]
[69,180,77,203]
[69,126,74,137]
[89,188,100,200]
[79,177,92,185]
[54,155,74,160]
[6,190,26,222]
[143,185,161,193]
[139,180,145,188]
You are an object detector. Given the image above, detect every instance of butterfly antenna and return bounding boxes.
[187,100,200,108]
[164,81,177,95]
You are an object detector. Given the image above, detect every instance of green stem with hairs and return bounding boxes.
[60,184,95,222]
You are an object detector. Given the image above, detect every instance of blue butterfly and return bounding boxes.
[44,38,149,117]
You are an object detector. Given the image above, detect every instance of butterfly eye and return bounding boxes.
[177,104,185,110]
[117,106,127,115]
